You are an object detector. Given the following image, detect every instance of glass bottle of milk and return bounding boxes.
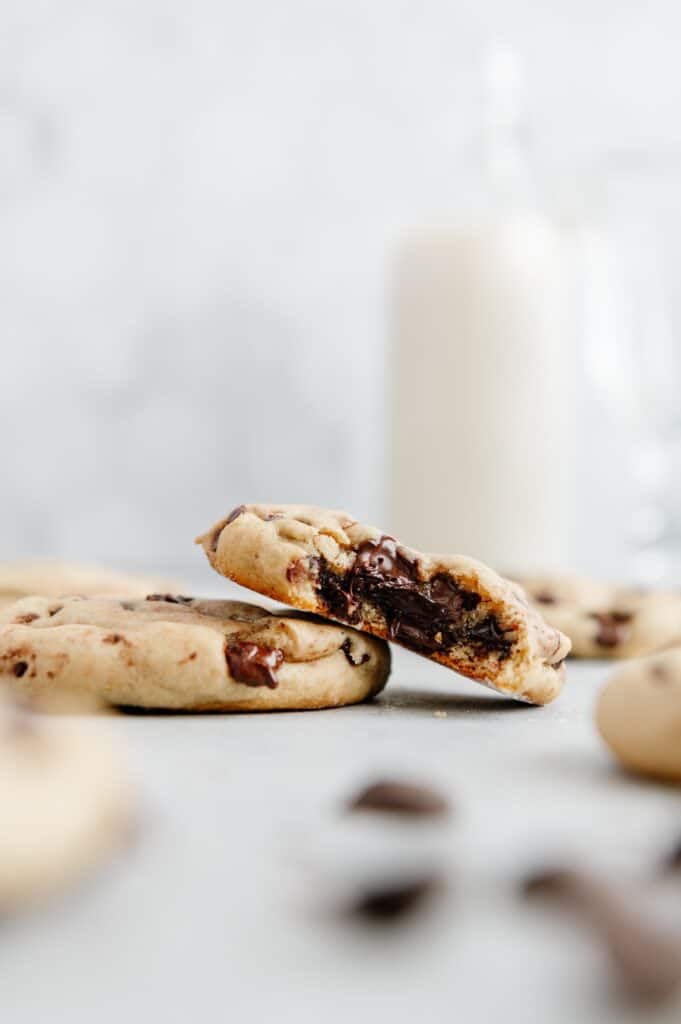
[388,48,577,575]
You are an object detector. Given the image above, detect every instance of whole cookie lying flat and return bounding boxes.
[519,575,681,659]
[0,689,130,911]
[196,505,570,705]
[0,561,179,609]
[0,595,390,711]
[597,648,681,781]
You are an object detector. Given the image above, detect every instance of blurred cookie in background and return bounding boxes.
[517,574,681,659]
[0,688,132,913]
[597,647,681,781]
[0,561,181,609]
[0,561,182,608]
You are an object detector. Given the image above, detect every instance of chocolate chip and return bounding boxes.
[13,661,28,677]
[48,604,63,617]
[534,590,557,605]
[13,613,38,624]
[227,504,246,523]
[340,638,369,668]
[225,642,283,688]
[351,875,440,922]
[210,510,245,553]
[522,868,574,900]
[661,838,681,873]
[145,594,194,605]
[522,867,681,1004]
[286,559,309,585]
[349,780,449,818]
[354,536,417,582]
[589,611,633,648]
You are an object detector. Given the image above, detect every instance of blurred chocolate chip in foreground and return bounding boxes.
[350,873,443,924]
[660,836,681,874]
[348,779,450,819]
[522,866,681,1005]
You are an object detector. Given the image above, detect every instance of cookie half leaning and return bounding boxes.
[196,505,570,705]
[0,595,389,711]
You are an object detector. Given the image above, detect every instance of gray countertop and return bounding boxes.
[5,650,681,1024]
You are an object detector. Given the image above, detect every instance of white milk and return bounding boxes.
[388,211,577,573]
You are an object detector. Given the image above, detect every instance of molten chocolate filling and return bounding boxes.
[317,536,511,659]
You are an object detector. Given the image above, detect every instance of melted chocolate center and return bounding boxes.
[225,642,283,688]
[317,536,510,659]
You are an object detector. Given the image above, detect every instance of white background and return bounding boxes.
[2,1,681,574]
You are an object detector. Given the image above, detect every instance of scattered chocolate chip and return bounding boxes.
[660,838,681,873]
[120,601,136,611]
[534,590,557,605]
[522,867,574,900]
[225,642,283,688]
[145,594,194,605]
[13,661,28,677]
[48,604,63,617]
[341,638,370,668]
[523,867,681,1004]
[351,875,440,922]
[589,611,633,648]
[13,613,39,624]
[349,780,450,818]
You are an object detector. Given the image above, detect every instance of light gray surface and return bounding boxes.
[4,653,681,1024]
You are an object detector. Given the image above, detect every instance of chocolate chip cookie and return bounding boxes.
[519,575,681,658]
[597,648,681,781]
[0,595,390,711]
[0,561,180,609]
[196,505,570,705]
[0,688,130,911]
